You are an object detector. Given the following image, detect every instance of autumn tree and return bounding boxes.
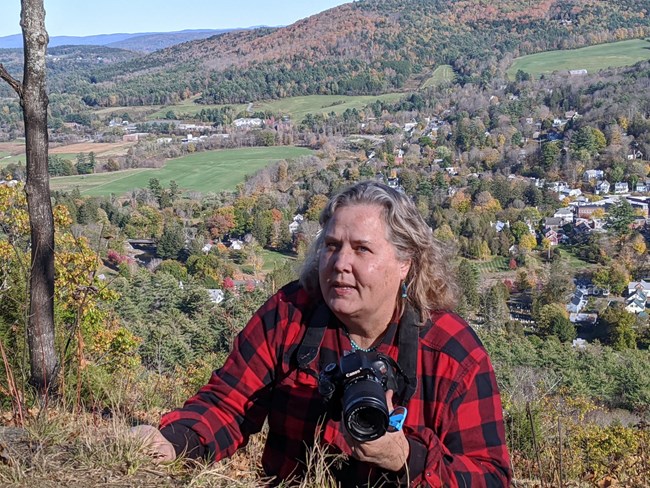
[0,0,57,394]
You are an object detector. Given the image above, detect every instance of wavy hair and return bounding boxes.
[299,181,458,320]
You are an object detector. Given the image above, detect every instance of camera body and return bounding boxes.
[318,350,398,442]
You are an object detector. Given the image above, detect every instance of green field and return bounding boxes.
[421,65,456,88]
[49,146,312,196]
[508,38,650,78]
[148,93,406,121]
[260,249,296,273]
[474,256,510,274]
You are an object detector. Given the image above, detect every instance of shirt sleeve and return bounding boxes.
[158,291,290,461]
[402,354,512,487]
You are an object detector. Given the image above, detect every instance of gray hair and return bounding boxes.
[299,181,458,320]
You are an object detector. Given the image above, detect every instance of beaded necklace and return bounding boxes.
[342,327,380,353]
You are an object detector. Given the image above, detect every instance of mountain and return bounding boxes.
[6,0,650,107]
[0,29,238,52]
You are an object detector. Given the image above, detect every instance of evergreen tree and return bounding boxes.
[158,223,185,260]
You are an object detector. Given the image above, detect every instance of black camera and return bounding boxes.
[318,351,398,442]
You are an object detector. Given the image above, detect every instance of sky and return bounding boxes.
[0,0,351,37]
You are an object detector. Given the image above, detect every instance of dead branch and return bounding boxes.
[0,64,23,98]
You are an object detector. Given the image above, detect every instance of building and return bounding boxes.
[614,182,629,194]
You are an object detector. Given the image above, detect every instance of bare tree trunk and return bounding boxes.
[0,0,58,395]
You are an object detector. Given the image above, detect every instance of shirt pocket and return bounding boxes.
[269,367,325,441]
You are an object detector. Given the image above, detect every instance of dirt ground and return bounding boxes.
[0,141,134,158]
[49,142,134,156]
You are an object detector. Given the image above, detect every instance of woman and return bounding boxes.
[135,181,512,487]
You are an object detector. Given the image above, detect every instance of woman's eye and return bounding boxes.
[357,246,370,253]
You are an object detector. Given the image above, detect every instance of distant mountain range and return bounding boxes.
[0,28,259,52]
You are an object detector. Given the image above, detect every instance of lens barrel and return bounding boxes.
[342,377,389,441]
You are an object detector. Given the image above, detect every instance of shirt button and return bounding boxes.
[426,471,431,477]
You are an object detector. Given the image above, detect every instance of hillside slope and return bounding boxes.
[48,0,650,106]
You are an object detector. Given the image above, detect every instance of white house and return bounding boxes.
[583,170,604,181]
[596,180,610,195]
[207,289,225,304]
[233,118,263,128]
[289,214,304,234]
[566,289,588,314]
[628,280,650,296]
[614,182,629,194]
[625,290,647,314]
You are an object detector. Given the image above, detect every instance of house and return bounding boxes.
[548,181,569,193]
[571,337,588,348]
[573,220,593,238]
[553,207,574,223]
[576,204,605,220]
[583,170,604,181]
[569,69,588,76]
[566,289,588,314]
[233,118,263,128]
[544,217,564,231]
[595,180,610,195]
[560,187,582,199]
[627,150,643,160]
[492,220,510,233]
[206,289,225,304]
[636,182,647,193]
[628,280,650,296]
[614,182,629,194]
[122,132,148,142]
[570,314,598,326]
[626,197,650,218]
[625,290,647,314]
[289,214,304,234]
[544,229,559,246]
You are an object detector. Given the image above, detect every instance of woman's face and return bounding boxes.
[318,204,411,330]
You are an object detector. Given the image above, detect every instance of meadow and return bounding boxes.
[421,64,456,88]
[147,93,406,121]
[507,38,650,78]
[48,146,312,196]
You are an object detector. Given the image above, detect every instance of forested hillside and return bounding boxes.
[23,0,650,107]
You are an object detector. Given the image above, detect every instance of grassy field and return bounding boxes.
[421,65,456,88]
[474,256,510,274]
[148,93,406,121]
[507,38,650,78]
[260,249,296,273]
[49,146,312,196]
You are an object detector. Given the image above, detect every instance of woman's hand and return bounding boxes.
[131,425,177,462]
[343,391,410,472]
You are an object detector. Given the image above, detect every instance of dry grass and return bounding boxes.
[0,407,344,488]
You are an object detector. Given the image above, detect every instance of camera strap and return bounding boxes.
[396,303,419,405]
[296,301,420,405]
[296,302,331,370]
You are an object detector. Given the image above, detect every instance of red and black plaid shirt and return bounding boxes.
[160,282,512,487]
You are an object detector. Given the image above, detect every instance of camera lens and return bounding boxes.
[342,378,389,442]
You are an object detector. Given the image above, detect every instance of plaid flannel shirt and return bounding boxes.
[160,281,512,487]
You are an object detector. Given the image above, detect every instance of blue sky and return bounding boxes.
[0,0,350,37]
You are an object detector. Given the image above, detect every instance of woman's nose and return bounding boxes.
[332,248,352,272]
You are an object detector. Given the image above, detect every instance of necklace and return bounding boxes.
[343,328,380,353]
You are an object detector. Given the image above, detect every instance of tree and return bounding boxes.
[480,283,510,329]
[158,222,185,260]
[607,199,635,238]
[599,305,637,350]
[536,303,575,342]
[456,259,480,311]
[0,0,57,394]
